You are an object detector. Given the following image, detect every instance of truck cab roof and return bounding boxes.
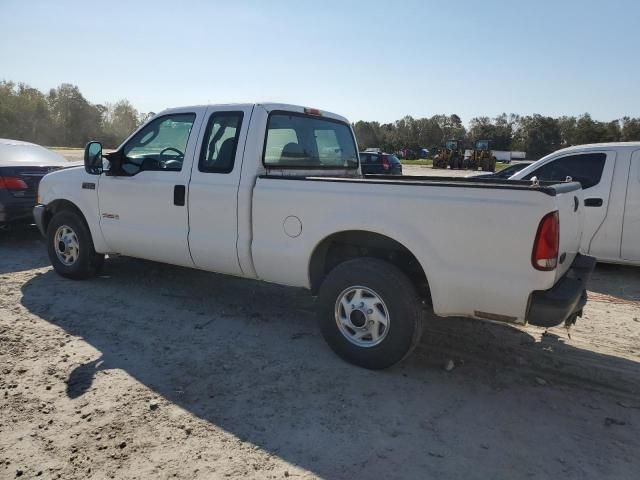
[158,103,351,125]
[552,142,640,154]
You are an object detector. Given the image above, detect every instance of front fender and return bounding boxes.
[38,168,109,253]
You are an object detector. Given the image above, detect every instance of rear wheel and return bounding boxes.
[47,211,104,279]
[316,258,424,369]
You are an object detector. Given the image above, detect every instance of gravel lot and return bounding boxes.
[1,225,639,480]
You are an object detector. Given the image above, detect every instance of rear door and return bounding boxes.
[360,153,373,174]
[621,149,640,261]
[367,154,382,174]
[187,105,254,276]
[521,150,615,253]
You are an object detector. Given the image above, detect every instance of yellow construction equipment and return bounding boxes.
[466,140,496,172]
[433,139,464,169]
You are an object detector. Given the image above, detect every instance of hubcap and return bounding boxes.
[335,286,390,347]
[54,225,80,266]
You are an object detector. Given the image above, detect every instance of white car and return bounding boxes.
[511,142,640,266]
[0,139,69,226]
[34,103,594,369]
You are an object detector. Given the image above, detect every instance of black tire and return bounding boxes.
[47,210,104,279]
[316,258,424,369]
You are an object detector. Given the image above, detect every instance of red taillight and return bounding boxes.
[532,211,559,271]
[0,176,28,190]
[304,107,322,116]
[382,156,390,171]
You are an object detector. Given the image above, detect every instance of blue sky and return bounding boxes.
[1,0,638,123]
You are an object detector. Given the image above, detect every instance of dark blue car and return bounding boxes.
[360,152,403,175]
[0,139,68,226]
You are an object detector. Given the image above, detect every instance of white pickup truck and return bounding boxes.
[511,142,640,266]
[34,103,595,369]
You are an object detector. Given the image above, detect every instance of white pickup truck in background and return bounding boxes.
[511,142,640,266]
[34,103,595,369]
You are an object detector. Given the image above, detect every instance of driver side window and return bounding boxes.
[523,153,606,189]
[122,113,196,175]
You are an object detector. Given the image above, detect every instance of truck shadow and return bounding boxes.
[587,263,640,302]
[0,224,48,274]
[19,257,640,478]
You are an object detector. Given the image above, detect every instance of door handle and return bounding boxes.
[584,198,603,207]
[174,185,186,206]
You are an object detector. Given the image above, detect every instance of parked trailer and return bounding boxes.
[493,151,527,163]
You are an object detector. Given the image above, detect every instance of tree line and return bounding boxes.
[1,80,640,158]
[0,80,153,149]
[354,112,640,159]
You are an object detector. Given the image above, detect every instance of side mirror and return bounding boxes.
[84,141,103,175]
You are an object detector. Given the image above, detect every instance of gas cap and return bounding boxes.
[283,215,302,238]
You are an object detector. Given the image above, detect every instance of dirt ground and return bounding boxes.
[1,226,639,480]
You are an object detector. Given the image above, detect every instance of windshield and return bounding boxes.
[264,113,359,169]
[495,163,530,178]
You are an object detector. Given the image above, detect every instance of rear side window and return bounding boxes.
[264,112,358,169]
[199,111,244,174]
[524,153,607,189]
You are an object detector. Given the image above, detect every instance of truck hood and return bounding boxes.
[37,165,93,204]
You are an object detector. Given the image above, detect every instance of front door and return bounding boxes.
[621,150,640,261]
[98,109,205,266]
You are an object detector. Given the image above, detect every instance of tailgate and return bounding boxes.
[554,184,585,280]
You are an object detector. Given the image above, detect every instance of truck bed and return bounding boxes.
[252,173,584,322]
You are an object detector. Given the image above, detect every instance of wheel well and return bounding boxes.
[43,200,88,232]
[309,231,431,302]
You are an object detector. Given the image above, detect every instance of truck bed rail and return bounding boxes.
[259,174,582,197]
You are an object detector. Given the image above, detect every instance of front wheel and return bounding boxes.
[316,258,424,369]
[47,211,104,279]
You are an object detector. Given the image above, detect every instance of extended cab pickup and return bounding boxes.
[510,142,640,266]
[34,103,595,369]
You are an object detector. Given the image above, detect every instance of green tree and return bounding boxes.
[47,83,103,147]
[512,115,561,159]
[573,113,620,144]
[352,120,380,150]
[621,117,640,141]
[557,116,577,147]
[0,81,54,144]
[102,100,141,147]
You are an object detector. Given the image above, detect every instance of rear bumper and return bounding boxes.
[526,254,596,327]
[33,204,47,236]
[0,194,38,224]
